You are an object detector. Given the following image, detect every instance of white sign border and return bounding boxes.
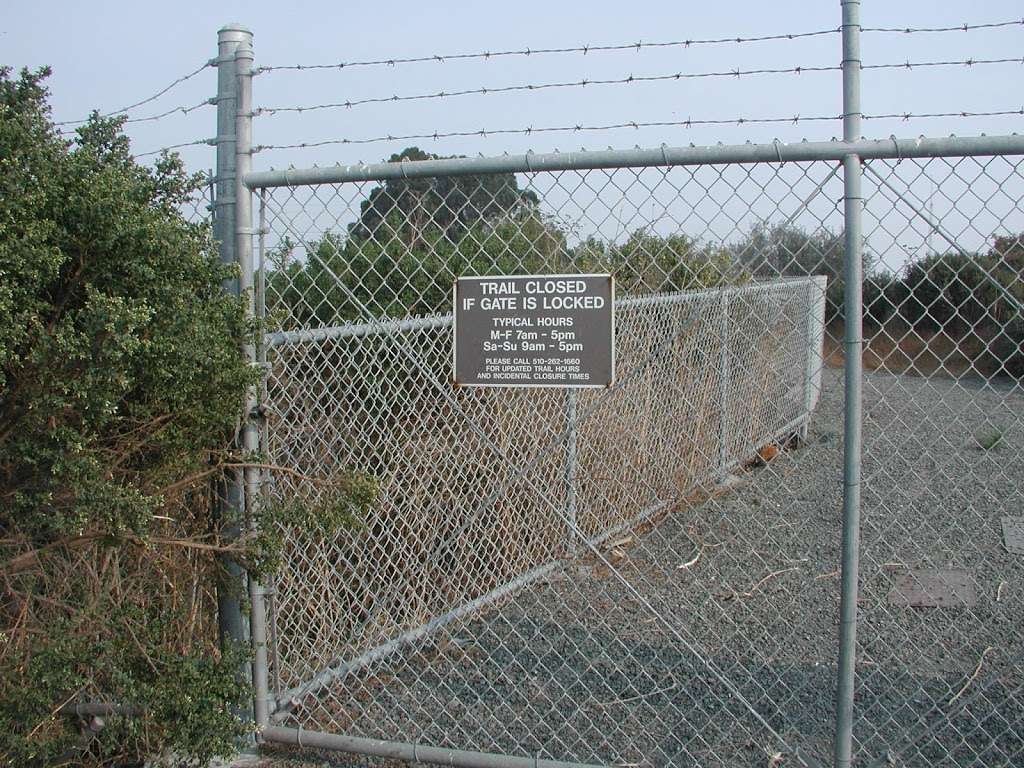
[452,273,616,389]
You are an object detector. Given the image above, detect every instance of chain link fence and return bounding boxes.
[240,148,1024,767]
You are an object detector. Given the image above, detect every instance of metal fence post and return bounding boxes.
[835,2,865,766]
[800,280,814,442]
[801,278,823,441]
[233,30,272,734]
[565,389,579,556]
[213,21,247,660]
[718,289,731,475]
[214,23,268,736]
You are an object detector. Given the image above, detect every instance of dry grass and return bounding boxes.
[0,483,228,763]
[264,285,815,695]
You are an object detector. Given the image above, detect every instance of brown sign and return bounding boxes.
[453,274,615,388]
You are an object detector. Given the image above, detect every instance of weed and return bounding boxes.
[975,427,1006,451]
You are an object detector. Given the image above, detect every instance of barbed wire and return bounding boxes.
[57,98,213,137]
[863,19,1024,34]
[252,116,839,152]
[254,57,1024,116]
[865,56,1024,72]
[255,28,840,74]
[255,18,1024,75]
[133,138,213,159]
[54,60,213,127]
[865,108,1024,121]
[250,108,1024,153]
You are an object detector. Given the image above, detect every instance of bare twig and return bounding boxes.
[949,646,995,705]
[677,547,703,570]
[598,680,677,707]
[724,567,801,600]
[27,686,86,739]
[1,536,103,573]
[222,461,355,488]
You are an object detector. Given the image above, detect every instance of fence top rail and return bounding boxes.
[244,133,1024,189]
[265,276,825,349]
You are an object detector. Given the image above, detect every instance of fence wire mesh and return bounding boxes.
[251,155,1023,767]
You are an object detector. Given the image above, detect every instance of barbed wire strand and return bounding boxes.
[251,108,1024,153]
[256,28,840,73]
[255,18,1024,74]
[254,57,1024,116]
[133,138,213,159]
[58,98,213,137]
[866,108,1024,121]
[54,60,213,127]
[863,19,1024,34]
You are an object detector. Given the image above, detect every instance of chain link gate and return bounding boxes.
[210,10,1024,768]
[241,142,1024,768]
[254,161,838,768]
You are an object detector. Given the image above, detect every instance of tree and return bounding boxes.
[0,75,253,543]
[348,147,539,248]
[731,222,845,281]
[892,252,999,333]
[730,222,878,321]
[573,229,736,294]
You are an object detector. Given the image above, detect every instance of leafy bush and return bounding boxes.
[892,252,1001,333]
[730,222,849,320]
[0,67,373,766]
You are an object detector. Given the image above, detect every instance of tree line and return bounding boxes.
[269,147,1022,377]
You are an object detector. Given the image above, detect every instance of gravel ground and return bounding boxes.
[267,369,1024,768]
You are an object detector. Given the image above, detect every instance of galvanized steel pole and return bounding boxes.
[213,22,249,665]
[243,135,1024,190]
[835,1,864,766]
[565,390,578,557]
[215,24,269,741]
[262,725,603,768]
[232,30,272,735]
[718,290,730,476]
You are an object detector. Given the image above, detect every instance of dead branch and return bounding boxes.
[950,646,995,705]
[724,567,801,600]
[677,547,703,570]
[597,680,678,707]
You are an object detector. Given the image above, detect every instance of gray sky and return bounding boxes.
[5,1,1024,268]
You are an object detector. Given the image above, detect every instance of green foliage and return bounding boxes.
[249,474,378,579]
[0,611,249,767]
[574,229,738,293]
[0,66,254,543]
[273,207,567,326]
[974,427,1006,451]
[862,271,903,326]
[732,221,846,281]
[0,64,252,765]
[862,242,1024,377]
[893,252,1000,333]
[0,66,369,767]
[0,631,85,765]
[349,146,539,247]
[730,222,873,321]
[268,145,742,331]
[726,222,1023,379]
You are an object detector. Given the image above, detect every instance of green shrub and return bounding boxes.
[0,66,374,766]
